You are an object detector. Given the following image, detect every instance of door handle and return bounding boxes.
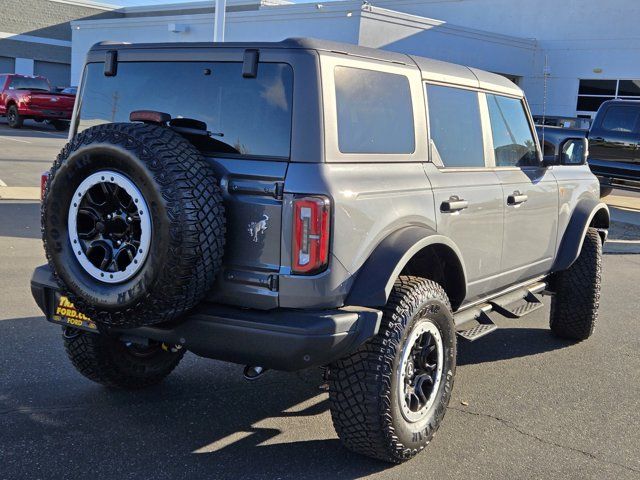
[507,192,528,206]
[441,197,468,213]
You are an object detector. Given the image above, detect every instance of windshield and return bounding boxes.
[78,61,294,158]
[9,76,50,91]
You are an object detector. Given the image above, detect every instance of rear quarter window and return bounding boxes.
[334,66,415,154]
[78,61,293,158]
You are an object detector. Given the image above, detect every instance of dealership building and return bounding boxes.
[2,0,640,121]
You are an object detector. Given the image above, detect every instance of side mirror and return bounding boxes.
[559,137,588,165]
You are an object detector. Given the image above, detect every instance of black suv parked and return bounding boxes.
[538,99,640,195]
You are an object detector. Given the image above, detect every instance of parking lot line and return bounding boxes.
[0,186,40,200]
[35,130,68,138]
[0,178,6,187]
[0,136,31,144]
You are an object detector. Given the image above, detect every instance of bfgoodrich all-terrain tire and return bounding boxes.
[42,123,225,328]
[550,227,602,340]
[63,328,184,389]
[329,276,456,463]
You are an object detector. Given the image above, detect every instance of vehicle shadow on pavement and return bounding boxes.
[0,119,68,138]
[457,327,573,366]
[0,318,575,479]
[0,201,41,239]
[0,316,389,480]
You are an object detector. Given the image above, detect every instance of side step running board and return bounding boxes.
[490,291,544,318]
[454,282,547,342]
[456,306,497,341]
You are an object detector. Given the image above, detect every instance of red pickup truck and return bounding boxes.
[0,74,75,130]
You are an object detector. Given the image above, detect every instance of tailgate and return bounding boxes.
[206,157,287,310]
[30,93,75,110]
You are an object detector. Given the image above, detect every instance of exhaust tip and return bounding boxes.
[243,365,267,381]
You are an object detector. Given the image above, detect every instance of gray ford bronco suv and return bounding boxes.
[31,38,609,463]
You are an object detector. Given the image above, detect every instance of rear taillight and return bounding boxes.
[40,171,49,202]
[292,195,331,275]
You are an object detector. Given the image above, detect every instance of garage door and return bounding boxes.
[0,56,15,74]
[34,61,71,88]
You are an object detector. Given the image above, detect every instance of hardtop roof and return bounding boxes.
[90,37,522,97]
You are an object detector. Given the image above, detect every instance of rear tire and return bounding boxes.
[550,227,602,340]
[63,328,184,389]
[329,276,456,463]
[7,105,23,128]
[50,120,69,131]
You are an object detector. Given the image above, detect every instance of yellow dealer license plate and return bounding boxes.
[51,296,98,332]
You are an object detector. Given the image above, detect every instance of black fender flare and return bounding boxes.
[552,199,609,272]
[345,226,468,307]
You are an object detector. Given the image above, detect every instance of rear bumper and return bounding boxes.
[31,265,382,371]
[18,106,72,120]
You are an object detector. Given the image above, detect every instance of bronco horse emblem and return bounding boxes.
[248,214,269,243]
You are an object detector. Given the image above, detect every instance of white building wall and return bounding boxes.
[71,7,360,84]
[357,7,536,81]
[70,0,640,118]
[70,4,532,88]
[361,0,640,117]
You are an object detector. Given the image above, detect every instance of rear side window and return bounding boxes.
[601,106,640,133]
[78,61,293,158]
[426,84,485,168]
[334,66,415,154]
[486,94,539,167]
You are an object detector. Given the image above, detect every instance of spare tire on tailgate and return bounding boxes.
[42,122,225,329]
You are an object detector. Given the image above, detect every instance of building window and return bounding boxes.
[577,79,640,113]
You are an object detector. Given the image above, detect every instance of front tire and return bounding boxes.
[550,227,602,340]
[7,105,23,128]
[63,328,184,389]
[329,276,456,463]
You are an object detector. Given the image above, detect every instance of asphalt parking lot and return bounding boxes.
[0,119,68,190]
[1,125,639,480]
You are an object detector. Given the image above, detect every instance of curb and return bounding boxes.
[604,240,640,254]
[0,186,40,201]
[604,195,640,212]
